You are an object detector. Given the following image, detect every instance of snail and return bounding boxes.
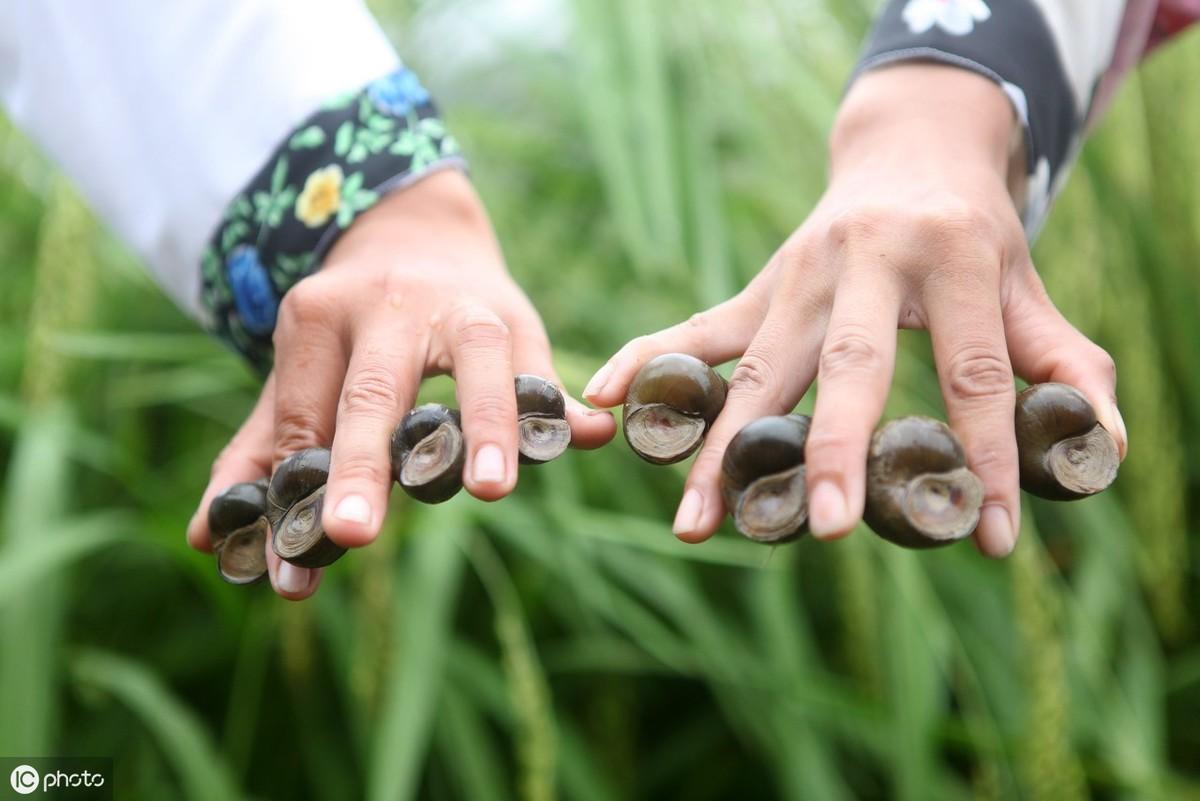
[864,416,984,549]
[208,479,270,585]
[720,414,811,544]
[623,353,727,464]
[515,374,571,464]
[1015,382,1119,500]
[267,447,346,568]
[391,403,466,504]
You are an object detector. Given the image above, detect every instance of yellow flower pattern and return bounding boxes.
[295,165,344,228]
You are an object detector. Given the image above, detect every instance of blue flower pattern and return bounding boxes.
[226,246,278,335]
[367,68,431,116]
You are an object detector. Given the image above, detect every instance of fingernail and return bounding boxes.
[808,481,851,538]
[472,444,506,484]
[584,363,614,399]
[673,489,704,536]
[1109,402,1128,459]
[978,505,1015,557]
[584,408,612,417]
[276,561,309,594]
[334,493,372,525]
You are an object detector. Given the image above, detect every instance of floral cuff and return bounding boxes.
[852,0,1083,239]
[200,67,466,371]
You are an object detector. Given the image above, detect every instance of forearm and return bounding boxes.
[831,65,1016,183]
[847,0,1133,238]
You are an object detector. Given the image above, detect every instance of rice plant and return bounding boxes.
[1,2,1197,799]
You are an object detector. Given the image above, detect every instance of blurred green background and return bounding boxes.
[2,1,1199,799]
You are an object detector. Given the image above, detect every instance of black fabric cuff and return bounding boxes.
[200,67,466,371]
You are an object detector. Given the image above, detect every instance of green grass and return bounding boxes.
[1,2,1198,799]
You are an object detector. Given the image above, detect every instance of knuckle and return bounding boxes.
[689,442,726,480]
[210,444,243,480]
[331,453,392,488]
[682,311,712,336]
[274,408,326,458]
[913,199,984,236]
[341,365,400,419]
[465,392,516,428]
[965,440,1016,481]
[278,278,334,330]
[624,334,657,361]
[819,326,883,378]
[804,425,857,462]
[944,346,1013,403]
[1088,346,1117,383]
[728,352,778,400]
[826,207,887,245]
[453,308,510,350]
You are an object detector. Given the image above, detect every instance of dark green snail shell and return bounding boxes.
[391,404,466,504]
[208,478,269,585]
[720,414,811,544]
[267,447,345,568]
[208,478,268,540]
[623,353,728,465]
[864,416,984,549]
[1015,382,1118,501]
[515,374,571,465]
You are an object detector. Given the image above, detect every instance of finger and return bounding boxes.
[323,312,426,548]
[924,266,1020,558]
[805,270,903,540]
[272,277,349,467]
[446,304,519,500]
[187,375,276,552]
[268,278,348,597]
[1004,266,1126,458]
[510,319,616,450]
[267,548,324,601]
[673,302,827,543]
[583,283,771,408]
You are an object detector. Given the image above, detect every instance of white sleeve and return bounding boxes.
[0,0,400,315]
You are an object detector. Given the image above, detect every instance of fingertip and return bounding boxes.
[808,480,858,539]
[582,360,616,402]
[269,555,321,600]
[564,401,617,449]
[1099,401,1128,462]
[186,511,214,553]
[975,504,1017,558]
[672,488,725,542]
[323,491,382,548]
[464,443,516,501]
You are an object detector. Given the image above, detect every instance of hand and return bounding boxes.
[187,170,616,599]
[584,65,1127,557]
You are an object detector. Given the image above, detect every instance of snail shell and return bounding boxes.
[720,414,811,544]
[391,404,466,504]
[267,447,346,568]
[1015,382,1118,500]
[208,478,269,585]
[515,375,571,464]
[864,416,984,549]
[623,353,727,464]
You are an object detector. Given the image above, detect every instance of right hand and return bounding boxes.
[186,170,616,600]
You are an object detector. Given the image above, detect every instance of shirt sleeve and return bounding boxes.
[0,0,463,370]
[851,0,1131,239]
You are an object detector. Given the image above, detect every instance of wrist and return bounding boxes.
[830,64,1020,183]
[327,169,494,263]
